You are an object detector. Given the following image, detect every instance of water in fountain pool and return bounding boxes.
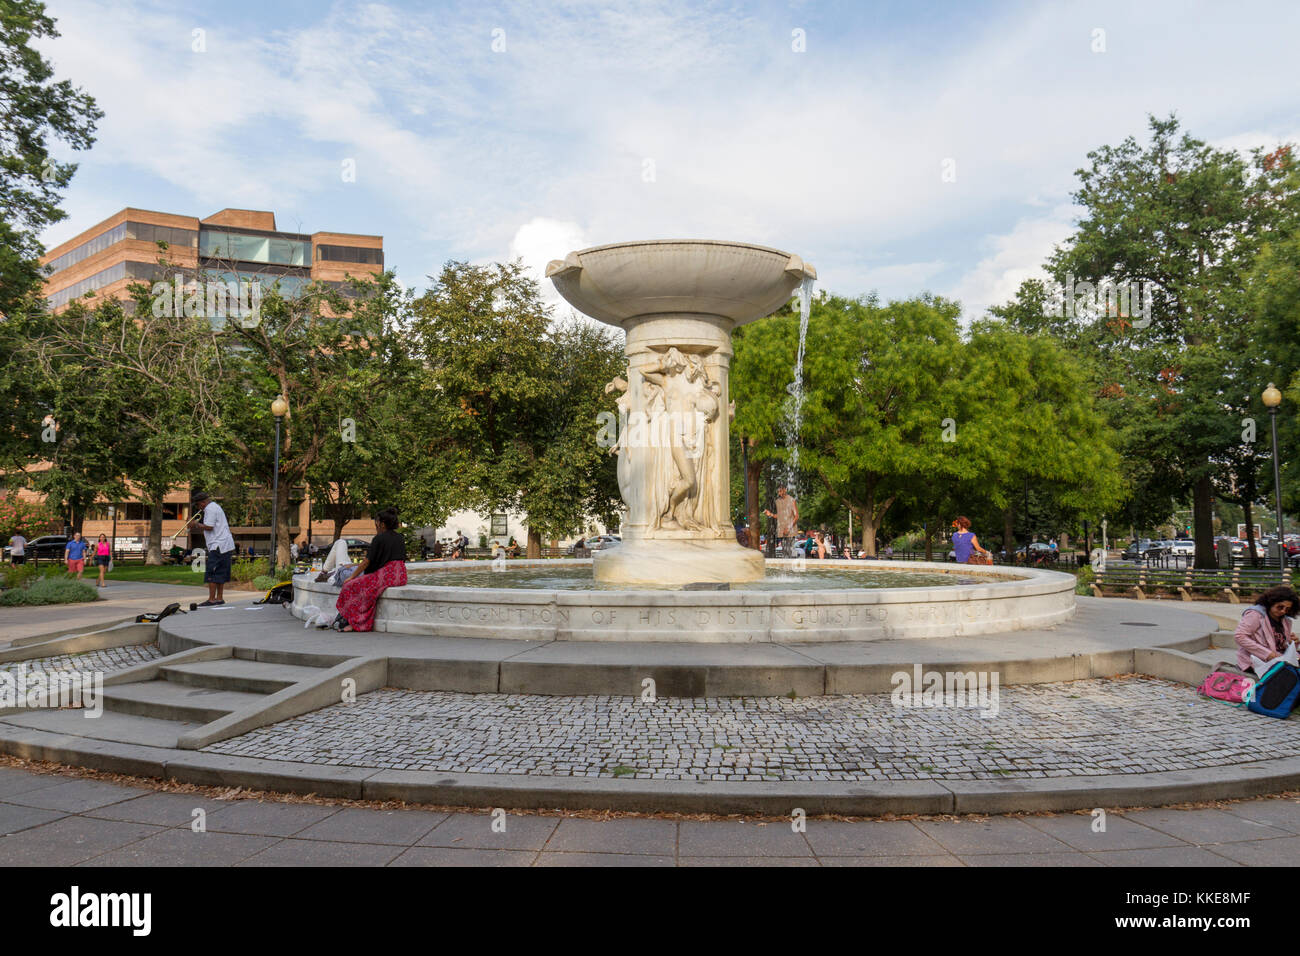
[406,565,1001,591]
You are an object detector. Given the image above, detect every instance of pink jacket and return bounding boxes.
[1235,606,1295,672]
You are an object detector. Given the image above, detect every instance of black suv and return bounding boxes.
[5,534,69,561]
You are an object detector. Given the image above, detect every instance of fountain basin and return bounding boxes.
[291,560,1077,643]
[545,239,816,328]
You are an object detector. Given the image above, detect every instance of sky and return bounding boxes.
[34,0,1300,321]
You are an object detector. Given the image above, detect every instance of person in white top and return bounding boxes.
[186,491,235,606]
[316,538,356,584]
[7,533,26,564]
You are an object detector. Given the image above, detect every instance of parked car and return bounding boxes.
[1121,538,1170,561]
[343,538,372,558]
[8,534,69,561]
[585,535,621,551]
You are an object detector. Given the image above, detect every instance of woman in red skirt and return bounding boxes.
[336,507,408,632]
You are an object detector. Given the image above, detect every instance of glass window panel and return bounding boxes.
[43,223,128,276]
[46,261,128,308]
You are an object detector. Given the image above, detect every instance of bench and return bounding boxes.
[1092,563,1291,602]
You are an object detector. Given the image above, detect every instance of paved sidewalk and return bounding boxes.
[0,581,261,642]
[0,765,1293,866]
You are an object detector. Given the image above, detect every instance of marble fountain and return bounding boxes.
[292,239,1077,642]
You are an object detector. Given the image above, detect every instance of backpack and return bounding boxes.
[135,602,184,623]
[1246,661,1300,719]
[1198,670,1254,705]
[256,581,294,606]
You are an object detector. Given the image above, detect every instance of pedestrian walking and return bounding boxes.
[64,532,87,579]
[94,533,112,587]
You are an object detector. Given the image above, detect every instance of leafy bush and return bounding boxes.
[1075,565,1095,595]
[251,574,279,591]
[0,578,98,606]
[0,495,58,541]
[1,562,39,590]
[231,556,269,584]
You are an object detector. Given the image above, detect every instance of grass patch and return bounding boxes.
[0,577,98,606]
[104,563,207,586]
[610,766,637,777]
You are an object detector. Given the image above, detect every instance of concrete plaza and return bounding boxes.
[0,762,1294,866]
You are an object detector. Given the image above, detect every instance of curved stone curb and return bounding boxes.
[0,721,1294,815]
[158,598,1222,697]
[0,620,156,663]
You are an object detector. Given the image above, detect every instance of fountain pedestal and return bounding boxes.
[548,240,815,586]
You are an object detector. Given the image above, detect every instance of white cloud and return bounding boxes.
[945,205,1078,322]
[36,0,1300,308]
[507,217,589,312]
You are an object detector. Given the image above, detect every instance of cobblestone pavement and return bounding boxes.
[204,677,1300,781]
[0,643,161,676]
[0,764,1294,866]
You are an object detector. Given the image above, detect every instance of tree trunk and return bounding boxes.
[145,496,164,565]
[333,514,347,543]
[860,511,879,557]
[1244,500,1258,567]
[923,520,934,561]
[526,528,542,559]
[1192,474,1216,569]
[745,441,763,551]
[1002,507,1015,563]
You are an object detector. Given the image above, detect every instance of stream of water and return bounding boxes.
[783,276,815,489]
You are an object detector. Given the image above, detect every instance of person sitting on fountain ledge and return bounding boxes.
[1234,585,1300,676]
[335,507,408,633]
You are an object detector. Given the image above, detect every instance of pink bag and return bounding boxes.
[1198,670,1254,705]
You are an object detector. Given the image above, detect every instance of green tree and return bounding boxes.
[996,116,1300,567]
[0,0,102,316]
[735,294,967,555]
[405,261,623,556]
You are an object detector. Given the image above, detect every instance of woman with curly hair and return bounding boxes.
[1235,585,1300,675]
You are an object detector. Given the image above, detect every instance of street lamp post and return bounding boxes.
[108,505,117,563]
[1263,383,1286,578]
[270,395,289,567]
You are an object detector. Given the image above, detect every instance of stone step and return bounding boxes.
[100,681,267,723]
[1,708,199,748]
[159,658,325,694]
[1190,646,1239,668]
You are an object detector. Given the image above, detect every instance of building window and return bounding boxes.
[86,502,188,522]
[127,223,198,250]
[46,262,161,309]
[43,223,128,276]
[201,230,310,267]
[316,244,383,266]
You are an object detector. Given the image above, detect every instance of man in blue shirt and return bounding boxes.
[65,532,88,579]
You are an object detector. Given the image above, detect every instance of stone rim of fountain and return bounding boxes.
[291,559,1078,643]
